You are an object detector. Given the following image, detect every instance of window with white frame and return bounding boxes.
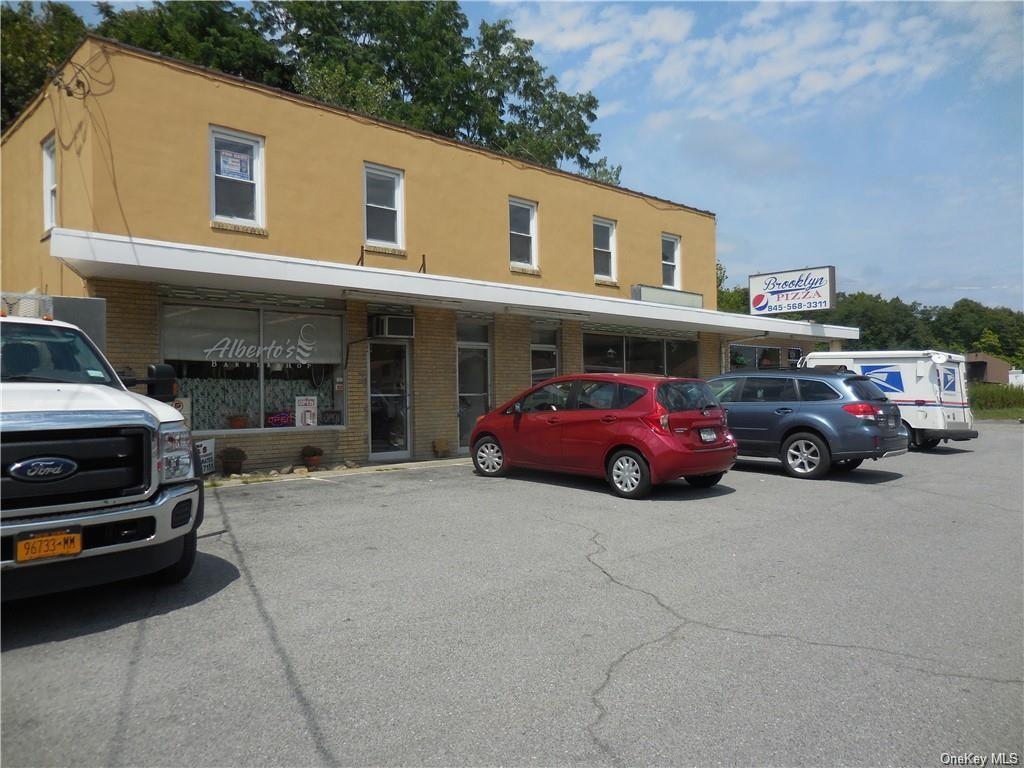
[509,198,537,267]
[661,234,680,289]
[364,163,403,247]
[42,136,56,231]
[593,218,616,280]
[210,127,264,226]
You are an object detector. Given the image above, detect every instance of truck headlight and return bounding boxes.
[159,422,194,483]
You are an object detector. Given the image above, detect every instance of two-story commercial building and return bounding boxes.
[1,37,858,470]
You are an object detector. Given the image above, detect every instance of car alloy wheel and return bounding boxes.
[786,439,822,475]
[473,438,506,476]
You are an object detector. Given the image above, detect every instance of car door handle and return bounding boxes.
[600,415,618,423]
[774,408,793,415]
[546,416,561,424]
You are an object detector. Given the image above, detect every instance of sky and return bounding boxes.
[69,1,1024,310]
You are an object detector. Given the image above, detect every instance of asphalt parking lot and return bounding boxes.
[3,423,1022,767]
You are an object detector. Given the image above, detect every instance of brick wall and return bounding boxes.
[561,320,583,374]
[698,332,721,377]
[412,306,458,458]
[493,314,531,404]
[88,279,160,378]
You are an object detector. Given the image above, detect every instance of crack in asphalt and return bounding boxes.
[544,512,1023,764]
[105,589,158,767]
[212,491,341,767]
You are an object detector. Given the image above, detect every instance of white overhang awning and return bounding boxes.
[51,228,858,342]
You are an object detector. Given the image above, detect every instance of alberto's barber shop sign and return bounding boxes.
[748,266,836,316]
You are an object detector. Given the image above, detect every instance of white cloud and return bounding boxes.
[507,3,695,92]
[513,2,1022,120]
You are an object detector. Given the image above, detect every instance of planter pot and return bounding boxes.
[303,456,322,469]
[228,416,249,430]
[222,459,244,475]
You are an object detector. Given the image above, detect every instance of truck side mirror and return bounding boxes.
[146,363,177,403]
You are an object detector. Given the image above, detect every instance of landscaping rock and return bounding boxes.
[293,466,309,476]
[229,473,241,480]
[268,469,279,476]
[344,460,359,468]
[280,465,294,475]
[332,464,347,471]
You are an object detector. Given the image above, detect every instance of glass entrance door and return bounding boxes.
[369,342,410,459]
[457,345,490,449]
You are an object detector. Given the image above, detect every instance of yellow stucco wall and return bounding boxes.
[2,39,718,307]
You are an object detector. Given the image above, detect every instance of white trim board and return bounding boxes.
[50,228,859,341]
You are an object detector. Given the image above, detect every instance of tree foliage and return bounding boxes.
[1,1,86,130]
[0,0,621,177]
[717,266,1024,367]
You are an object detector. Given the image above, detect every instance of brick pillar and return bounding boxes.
[493,314,532,404]
[87,279,160,377]
[829,340,843,351]
[412,306,458,459]
[561,320,583,374]
[699,332,722,377]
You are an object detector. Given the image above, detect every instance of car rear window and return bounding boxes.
[798,379,840,401]
[657,381,719,412]
[845,377,887,401]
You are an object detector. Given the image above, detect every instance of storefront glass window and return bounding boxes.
[729,344,781,370]
[666,340,699,377]
[584,334,624,373]
[626,338,664,374]
[161,305,344,431]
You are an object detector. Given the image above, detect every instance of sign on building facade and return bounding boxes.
[748,266,836,316]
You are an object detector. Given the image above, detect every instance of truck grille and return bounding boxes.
[1,427,150,513]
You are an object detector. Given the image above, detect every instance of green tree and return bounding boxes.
[1,1,86,130]
[715,264,749,314]
[95,1,291,87]
[975,328,1004,356]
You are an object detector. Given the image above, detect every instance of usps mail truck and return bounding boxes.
[799,350,978,450]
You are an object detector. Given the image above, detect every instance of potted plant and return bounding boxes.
[228,414,249,429]
[301,445,323,469]
[220,446,247,475]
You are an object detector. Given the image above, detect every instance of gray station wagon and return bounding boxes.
[705,370,909,479]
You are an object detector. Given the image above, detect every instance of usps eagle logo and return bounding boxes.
[861,365,904,393]
[942,368,957,393]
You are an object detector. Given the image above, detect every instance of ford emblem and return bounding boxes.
[8,457,79,483]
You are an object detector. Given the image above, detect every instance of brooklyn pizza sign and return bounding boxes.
[748,266,836,316]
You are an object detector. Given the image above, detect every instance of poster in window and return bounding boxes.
[218,149,252,181]
[296,396,318,427]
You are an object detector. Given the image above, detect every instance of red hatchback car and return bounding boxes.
[469,374,737,499]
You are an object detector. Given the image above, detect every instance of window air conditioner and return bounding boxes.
[371,315,415,338]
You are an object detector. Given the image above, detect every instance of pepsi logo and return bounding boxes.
[752,293,769,311]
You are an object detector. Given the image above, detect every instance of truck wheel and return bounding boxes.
[832,459,864,472]
[152,530,197,585]
[918,438,941,450]
[684,472,724,488]
[781,433,831,479]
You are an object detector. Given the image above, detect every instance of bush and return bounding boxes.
[219,446,248,462]
[301,445,323,458]
[968,382,1024,410]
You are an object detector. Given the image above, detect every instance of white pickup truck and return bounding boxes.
[1,314,202,601]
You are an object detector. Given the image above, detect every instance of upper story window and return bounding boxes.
[210,127,264,227]
[509,198,537,268]
[364,163,403,247]
[42,136,56,231]
[593,218,616,280]
[661,234,680,289]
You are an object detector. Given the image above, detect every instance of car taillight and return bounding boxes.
[842,402,883,421]
[643,401,670,433]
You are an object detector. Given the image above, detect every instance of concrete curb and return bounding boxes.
[205,457,473,490]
